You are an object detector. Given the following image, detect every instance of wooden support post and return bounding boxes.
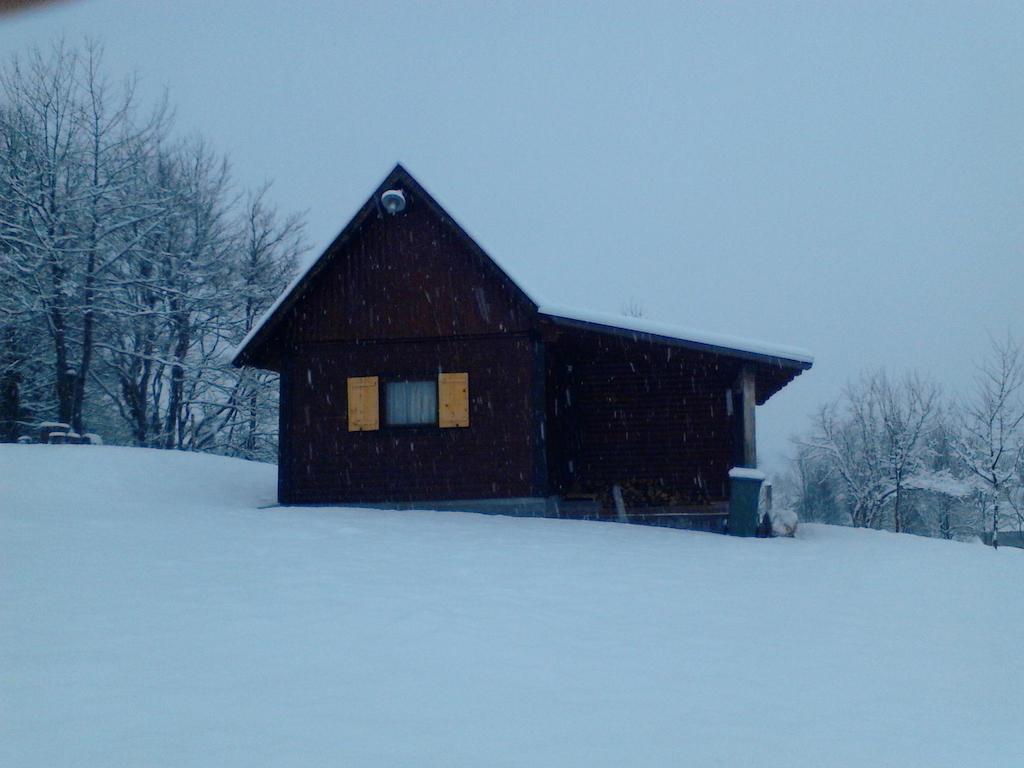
[739,365,757,468]
[612,483,628,523]
[728,366,760,536]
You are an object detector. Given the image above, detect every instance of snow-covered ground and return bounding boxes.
[2,446,1022,767]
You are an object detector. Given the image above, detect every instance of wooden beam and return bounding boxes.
[612,484,628,523]
[740,365,757,468]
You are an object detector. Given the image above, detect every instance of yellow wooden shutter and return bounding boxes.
[438,372,469,428]
[347,376,379,431]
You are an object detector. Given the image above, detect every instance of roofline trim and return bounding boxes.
[539,305,814,369]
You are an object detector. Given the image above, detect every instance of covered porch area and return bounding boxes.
[537,309,810,532]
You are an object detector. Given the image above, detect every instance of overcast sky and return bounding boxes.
[3,1,1022,471]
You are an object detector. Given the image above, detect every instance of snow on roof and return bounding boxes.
[539,304,814,366]
[728,467,768,481]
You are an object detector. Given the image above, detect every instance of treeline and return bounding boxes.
[0,42,305,460]
[781,336,1024,545]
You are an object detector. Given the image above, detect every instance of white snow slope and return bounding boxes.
[2,446,1022,767]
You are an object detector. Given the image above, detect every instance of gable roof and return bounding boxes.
[231,163,539,367]
[232,164,813,371]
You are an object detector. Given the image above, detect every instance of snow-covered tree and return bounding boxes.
[780,441,842,524]
[801,370,940,531]
[0,40,305,457]
[905,416,975,539]
[213,185,302,459]
[954,335,1024,548]
[0,41,169,434]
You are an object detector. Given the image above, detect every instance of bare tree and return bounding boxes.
[1,40,306,458]
[802,370,940,531]
[906,416,975,539]
[218,184,302,457]
[875,372,940,532]
[954,334,1024,548]
[0,41,167,433]
[779,441,842,524]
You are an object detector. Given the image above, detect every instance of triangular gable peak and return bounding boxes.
[233,164,538,370]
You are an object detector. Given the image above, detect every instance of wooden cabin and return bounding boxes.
[232,165,813,532]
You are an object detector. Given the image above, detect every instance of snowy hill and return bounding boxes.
[2,446,1022,767]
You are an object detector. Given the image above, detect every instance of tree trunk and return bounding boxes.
[893,483,903,534]
[0,327,22,442]
[246,386,258,454]
[71,247,98,434]
[51,306,74,425]
[164,316,189,449]
[992,497,1000,549]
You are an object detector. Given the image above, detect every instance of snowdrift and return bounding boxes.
[1,446,1021,767]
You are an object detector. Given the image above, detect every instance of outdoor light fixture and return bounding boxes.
[381,189,406,214]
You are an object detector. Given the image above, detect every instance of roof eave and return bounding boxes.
[229,182,384,370]
[542,314,814,371]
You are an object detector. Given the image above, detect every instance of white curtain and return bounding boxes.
[387,381,437,425]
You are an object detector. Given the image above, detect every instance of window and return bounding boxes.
[386,380,437,426]
[348,372,469,431]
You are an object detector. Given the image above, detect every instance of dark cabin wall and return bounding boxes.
[545,329,741,508]
[271,191,542,505]
[280,195,533,345]
[281,336,541,503]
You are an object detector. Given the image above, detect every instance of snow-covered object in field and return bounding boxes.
[37,421,69,442]
[728,466,768,481]
[82,433,103,446]
[541,304,814,365]
[770,507,799,537]
[2,445,1022,767]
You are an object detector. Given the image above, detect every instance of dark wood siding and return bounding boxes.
[265,173,542,504]
[281,195,532,346]
[281,336,540,504]
[545,329,740,507]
